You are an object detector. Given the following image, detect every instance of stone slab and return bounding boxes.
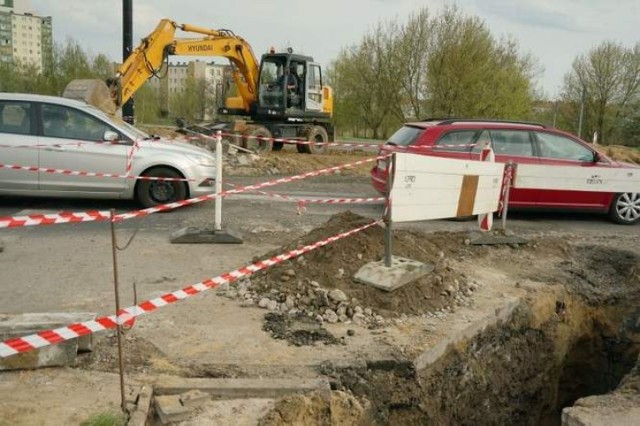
[0,312,96,370]
[170,227,243,244]
[353,256,434,292]
[154,377,330,400]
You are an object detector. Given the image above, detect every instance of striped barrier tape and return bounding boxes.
[0,219,380,359]
[0,154,390,228]
[0,163,196,182]
[498,163,515,217]
[0,210,112,228]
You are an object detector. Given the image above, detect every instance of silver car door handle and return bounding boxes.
[44,145,65,152]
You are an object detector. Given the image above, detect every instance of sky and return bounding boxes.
[19,0,640,98]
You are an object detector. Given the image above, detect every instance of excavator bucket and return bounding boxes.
[62,79,117,116]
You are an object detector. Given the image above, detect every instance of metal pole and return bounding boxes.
[578,86,586,138]
[109,210,126,412]
[122,0,134,124]
[214,131,223,231]
[384,154,395,267]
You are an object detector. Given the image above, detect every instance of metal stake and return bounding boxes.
[215,131,223,231]
[384,154,395,267]
[109,210,126,412]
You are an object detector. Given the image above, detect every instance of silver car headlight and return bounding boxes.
[186,154,216,167]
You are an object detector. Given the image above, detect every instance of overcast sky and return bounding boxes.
[22,0,640,98]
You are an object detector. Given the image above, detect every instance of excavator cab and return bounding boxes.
[255,53,324,120]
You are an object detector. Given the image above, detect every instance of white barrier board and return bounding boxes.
[390,153,505,223]
[514,164,640,193]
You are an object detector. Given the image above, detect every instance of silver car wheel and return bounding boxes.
[615,193,640,223]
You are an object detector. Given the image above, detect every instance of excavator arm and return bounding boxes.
[114,19,260,112]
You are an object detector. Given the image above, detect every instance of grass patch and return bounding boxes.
[80,411,126,426]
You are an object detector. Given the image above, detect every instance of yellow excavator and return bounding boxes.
[63,19,334,154]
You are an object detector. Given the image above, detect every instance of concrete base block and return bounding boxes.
[353,256,434,292]
[154,395,191,424]
[170,227,243,244]
[0,312,96,370]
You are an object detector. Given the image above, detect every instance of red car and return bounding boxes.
[371,119,640,224]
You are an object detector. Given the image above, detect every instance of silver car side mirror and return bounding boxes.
[103,130,120,142]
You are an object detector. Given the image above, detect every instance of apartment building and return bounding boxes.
[148,60,231,120]
[0,0,53,71]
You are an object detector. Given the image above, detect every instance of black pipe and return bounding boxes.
[122,0,134,124]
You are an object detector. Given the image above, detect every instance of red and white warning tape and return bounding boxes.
[0,154,389,228]
[498,163,515,216]
[0,163,196,182]
[0,210,111,228]
[0,219,380,359]
[113,154,389,221]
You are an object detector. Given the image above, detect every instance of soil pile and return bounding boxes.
[259,390,371,426]
[220,212,478,327]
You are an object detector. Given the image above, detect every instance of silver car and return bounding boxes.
[0,93,216,208]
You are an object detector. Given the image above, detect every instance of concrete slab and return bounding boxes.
[0,312,96,370]
[128,385,153,426]
[154,377,330,400]
[170,227,243,244]
[353,256,434,292]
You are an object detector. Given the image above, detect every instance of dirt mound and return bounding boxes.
[600,145,640,164]
[259,390,371,426]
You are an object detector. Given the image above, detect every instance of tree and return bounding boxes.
[328,6,538,138]
[426,7,535,118]
[561,41,640,144]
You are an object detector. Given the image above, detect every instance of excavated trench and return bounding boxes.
[320,245,640,425]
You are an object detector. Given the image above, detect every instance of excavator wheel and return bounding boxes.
[243,126,273,154]
[297,125,329,154]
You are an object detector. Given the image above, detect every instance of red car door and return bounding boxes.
[532,131,611,209]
